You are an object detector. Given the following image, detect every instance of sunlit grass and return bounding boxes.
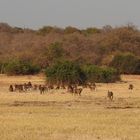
[0,75,139,140]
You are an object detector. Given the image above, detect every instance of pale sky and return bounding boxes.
[0,0,139,29]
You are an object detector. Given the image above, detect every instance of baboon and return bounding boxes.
[18,84,24,92]
[89,85,96,91]
[27,82,32,90]
[39,85,46,94]
[129,84,134,90]
[33,84,38,90]
[107,90,113,100]
[87,83,96,91]
[14,84,27,92]
[61,85,66,89]
[23,83,28,91]
[48,85,54,90]
[74,88,83,96]
[67,85,74,93]
[82,84,88,88]
[14,84,19,91]
[9,85,14,92]
[67,85,83,96]
[56,85,60,90]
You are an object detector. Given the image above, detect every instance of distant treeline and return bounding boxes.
[0,23,139,78]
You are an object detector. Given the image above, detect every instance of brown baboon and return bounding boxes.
[18,84,24,92]
[129,84,134,90]
[61,85,66,89]
[56,85,60,90]
[14,84,19,91]
[107,90,113,100]
[27,82,32,90]
[39,85,46,94]
[89,85,96,91]
[14,84,27,92]
[33,84,38,90]
[67,85,74,93]
[23,83,28,91]
[82,84,88,88]
[48,85,54,90]
[88,83,96,91]
[9,85,14,92]
[74,88,83,96]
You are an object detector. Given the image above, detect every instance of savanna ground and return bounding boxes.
[0,74,140,140]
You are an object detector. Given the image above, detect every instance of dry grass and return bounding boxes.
[0,74,140,140]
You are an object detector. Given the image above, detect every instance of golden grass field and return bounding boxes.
[0,74,140,140]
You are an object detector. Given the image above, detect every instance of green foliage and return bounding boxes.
[4,59,40,75]
[82,65,101,82]
[46,62,120,85]
[46,61,86,85]
[99,67,120,83]
[110,53,140,74]
[83,65,120,83]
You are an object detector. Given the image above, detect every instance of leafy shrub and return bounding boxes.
[46,61,86,85]
[99,67,120,83]
[46,62,120,85]
[82,65,101,82]
[83,64,120,83]
[4,59,40,75]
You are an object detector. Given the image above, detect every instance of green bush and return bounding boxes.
[99,67,120,83]
[46,61,87,85]
[110,53,140,74]
[46,62,120,85]
[82,65,101,82]
[4,59,40,75]
[83,64,120,83]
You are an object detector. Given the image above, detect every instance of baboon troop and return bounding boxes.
[13,82,33,92]
[8,82,84,96]
[9,82,48,94]
[8,82,135,99]
[107,90,113,100]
